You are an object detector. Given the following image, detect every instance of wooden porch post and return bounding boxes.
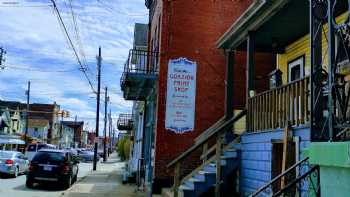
[246,32,255,130]
[173,162,181,197]
[215,134,223,197]
[225,50,235,120]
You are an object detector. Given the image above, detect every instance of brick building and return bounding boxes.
[147,0,256,192]
[121,0,274,194]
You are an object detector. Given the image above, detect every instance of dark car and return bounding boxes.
[78,151,100,162]
[26,149,79,189]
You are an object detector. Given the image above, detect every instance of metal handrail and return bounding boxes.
[273,165,320,197]
[167,110,247,168]
[250,157,310,197]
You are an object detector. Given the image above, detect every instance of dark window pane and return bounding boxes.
[290,64,301,81]
[27,145,37,151]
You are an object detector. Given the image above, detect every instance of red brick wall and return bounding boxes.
[150,0,255,184]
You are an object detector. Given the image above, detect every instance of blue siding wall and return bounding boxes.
[240,126,310,196]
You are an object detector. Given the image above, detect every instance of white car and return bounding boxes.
[0,151,29,177]
[25,143,57,161]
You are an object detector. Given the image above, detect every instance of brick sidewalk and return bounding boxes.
[61,153,146,197]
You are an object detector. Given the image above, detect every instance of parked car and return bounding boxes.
[26,149,79,189]
[78,151,100,162]
[25,143,57,161]
[97,149,104,157]
[65,148,78,156]
[0,150,29,177]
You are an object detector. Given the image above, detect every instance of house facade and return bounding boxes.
[27,119,49,143]
[165,0,350,197]
[0,104,25,151]
[60,121,84,148]
[120,0,277,194]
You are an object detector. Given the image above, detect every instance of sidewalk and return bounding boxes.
[61,153,147,197]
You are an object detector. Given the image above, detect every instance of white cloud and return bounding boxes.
[0,0,148,135]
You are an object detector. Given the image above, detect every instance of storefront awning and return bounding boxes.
[0,138,25,145]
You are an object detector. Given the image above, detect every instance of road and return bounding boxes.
[0,162,93,197]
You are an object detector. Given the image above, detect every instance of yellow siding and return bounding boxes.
[233,110,246,135]
[277,12,348,84]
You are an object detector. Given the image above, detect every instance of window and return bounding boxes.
[32,152,65,164]
[288,56,304,82]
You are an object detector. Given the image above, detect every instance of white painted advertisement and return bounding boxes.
[165,58,197,134]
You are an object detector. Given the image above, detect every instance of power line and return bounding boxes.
[96,0,148,17]
[50,0,96,94]
[66,0,93,78]
[4,65,76,73]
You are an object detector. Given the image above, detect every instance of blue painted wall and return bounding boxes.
[239,126,310,196]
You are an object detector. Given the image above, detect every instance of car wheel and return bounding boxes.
[64,176,72,189]
[13,167,19,178]
[72,174,77,183]
[26,179,34,188]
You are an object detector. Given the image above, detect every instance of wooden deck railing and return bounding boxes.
[247,77,310,132]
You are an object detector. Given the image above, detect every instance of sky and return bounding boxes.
[0,0,148,135]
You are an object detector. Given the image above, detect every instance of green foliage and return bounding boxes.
[117,137,131,161]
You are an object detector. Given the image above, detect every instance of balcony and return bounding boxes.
[247,77,310,132]
[120,49,159,100]
[117,114,134,131]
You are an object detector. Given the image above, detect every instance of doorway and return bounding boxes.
[271,140,296,194]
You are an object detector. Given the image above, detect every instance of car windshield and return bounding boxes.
[0,151,13,158]
[32,152,66,164]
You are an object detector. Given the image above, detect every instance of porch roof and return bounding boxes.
[216,0,309,52]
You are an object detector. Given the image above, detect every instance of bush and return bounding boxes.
[117,137,131,161]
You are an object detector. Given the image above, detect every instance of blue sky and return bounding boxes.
[0,0,148,134]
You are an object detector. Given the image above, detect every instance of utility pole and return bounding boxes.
[59,111,63,148]
[25,81,30,150]
[0,47,6,69]
[74,115,77,148]
[108,108,112,156]
[112,126,115,152]
[93,47,102,171]
[103,87,108,162]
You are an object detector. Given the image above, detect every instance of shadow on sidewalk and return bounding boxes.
[62,155,146,197]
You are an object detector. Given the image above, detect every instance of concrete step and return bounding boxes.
[192,173,206,182]
[188,177,205,183]
[209,159,227,167]
[203,165,216,173]
[223,150,237,158]
[179,184,194,191]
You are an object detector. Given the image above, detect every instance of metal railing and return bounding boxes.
[247,77,310,132]
[251,157,320,197]
[117,114,134,131]
[120,49,159,88]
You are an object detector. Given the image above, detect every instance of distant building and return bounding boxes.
[29,102,60,145]
[60,121,84,148]
[0,107,25,150]
[87,131,95,145]
[27,119,49,143]
[0,100,62,146]
[59,122,74,148]
[81,130,88,147]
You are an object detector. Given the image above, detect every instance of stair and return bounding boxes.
[178,144,240,197]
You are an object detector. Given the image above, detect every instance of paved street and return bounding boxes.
[0,162,93,197]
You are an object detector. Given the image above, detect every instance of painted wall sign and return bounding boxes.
[165,58,197,134]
